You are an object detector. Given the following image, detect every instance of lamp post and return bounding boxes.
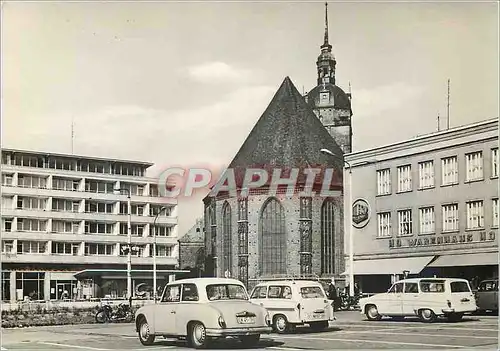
[153,206,168,302]
[115,188,132,300]
[320,148,354,297]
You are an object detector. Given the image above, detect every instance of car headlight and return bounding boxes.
[218,315,226,328]
[265,312,271,326]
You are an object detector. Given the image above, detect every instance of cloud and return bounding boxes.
[186,61,254,83]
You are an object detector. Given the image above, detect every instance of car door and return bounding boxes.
[384,282,404,315]
[175,283,199,335]
[155,284,180,334]
[249,286,268,308]
[402,282,419,315]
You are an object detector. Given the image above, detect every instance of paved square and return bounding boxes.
[1,312,498,350]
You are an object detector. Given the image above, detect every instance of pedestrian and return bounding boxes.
[327,278,339,311]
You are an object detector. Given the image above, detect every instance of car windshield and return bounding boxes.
[206,284,248,301]
[300,286,324,298]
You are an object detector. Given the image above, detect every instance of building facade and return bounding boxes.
[203,77,345,290]
[178,217,205,277]
[344,118,499,293]
[1,149,179,302]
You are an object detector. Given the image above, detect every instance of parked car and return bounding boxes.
[475,279,498,313]
[359,278,477,323]
[249,279,334,333]
[134,278,272,348]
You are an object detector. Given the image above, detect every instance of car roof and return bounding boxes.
[255,280,323,287]
[395,278,469,283]
[168,277,245,287]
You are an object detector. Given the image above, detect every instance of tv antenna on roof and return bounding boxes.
[71,117,75,154]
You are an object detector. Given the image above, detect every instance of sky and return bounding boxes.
[1,1,499,234]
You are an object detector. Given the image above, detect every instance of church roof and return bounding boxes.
[306,83,352,112]
[228,76,344,174]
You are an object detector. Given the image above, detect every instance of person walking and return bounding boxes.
[327,278,339,311]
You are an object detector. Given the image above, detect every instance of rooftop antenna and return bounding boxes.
[348,81,352,99]
[71,117,75,154]
[437,113,441,132]
[446,79,450,130]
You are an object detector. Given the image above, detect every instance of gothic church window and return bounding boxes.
[222,202,232,275]
[321,198,336,275]
[259,197,286,276]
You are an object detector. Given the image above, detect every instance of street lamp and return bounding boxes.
[320,148,354,297]
[115,187,132,300]
[152,206,168,302]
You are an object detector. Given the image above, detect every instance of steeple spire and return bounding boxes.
[323,2,329,46]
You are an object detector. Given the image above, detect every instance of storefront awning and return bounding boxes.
[74,269,190,279]
[341,256,435,275]
[428,252,498,268]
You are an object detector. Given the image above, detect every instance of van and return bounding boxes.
[359,278,477,322]
[475,279,498,313]
[249,280,334,333]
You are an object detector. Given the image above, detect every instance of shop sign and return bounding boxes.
[389,230,497,249]
[352,198,370,229]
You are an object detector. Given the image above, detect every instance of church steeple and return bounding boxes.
[316,2,336,86]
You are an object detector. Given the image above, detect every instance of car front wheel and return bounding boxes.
[137,317,155,346]
[188,322,209,349]
[239,334,260,346]
[273,315,289,334]
[365,305,381,321]
[418,308,436,323]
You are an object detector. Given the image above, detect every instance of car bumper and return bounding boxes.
[206,326,272,337]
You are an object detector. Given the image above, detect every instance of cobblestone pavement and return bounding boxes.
[1,312,498,350]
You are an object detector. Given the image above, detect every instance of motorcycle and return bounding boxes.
[338,292,361,311]
[95,303,134,323]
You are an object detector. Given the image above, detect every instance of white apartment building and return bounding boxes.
[0,148,179,302]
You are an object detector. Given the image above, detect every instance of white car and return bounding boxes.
[250,280,334,333]
[359,278,477,323]
[134,278,272,348]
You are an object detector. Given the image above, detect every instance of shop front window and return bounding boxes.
[49,280,77,300]
[1,272,11,301]
[16,272,45,301]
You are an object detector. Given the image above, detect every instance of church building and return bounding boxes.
[202,3,353,289]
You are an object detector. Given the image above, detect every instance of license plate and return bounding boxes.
[313,313,325,319]
[237,317,255,324]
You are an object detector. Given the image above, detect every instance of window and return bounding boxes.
[300,286,324,298]
[442,203,459,232]
[376,169,391,195]
[2,240,14,254]
[119,223,144,236]
[268,286,292,299]
[478,281,497,292]
[162,285,181,302]
[3,219,12,232]
[259,198,287,276]
[150,205,170,217]
[17,241,47,254]
[52,198,79,212]
[2,174,13,186]
[18,175,47,189]
[149,184,159,197]
[388,283,403,293]
[85,201,114,213]
[119,183,144,196]
[419,207,435,234]
[404,282,418,293]
[51,242,77,255]
[150,225,171,237]
[237,197,249,287]
[397,165,412,192]
[222,202,232,275]
[119,244,145,257]
[84,222,113,234]
[206,284,248,301]
[450,281,470,293]
[52,220,76,233]
[155,245,173,257]
[441,156,458,185]
[377,212,391,238]
[181,284,199,302]
[397,210,412,236]
[492,148,499,178]
[493,199,499,227]
[320,92,329,104]
[465,151,483,181]
[420,280,445,293]
[53,178,79,191]
[120,203,144,215]
[321,199,336,274]
[17,197,46,210]
[418,161,434,189]
[84,243,114,256]
[17,218,47,232]
[250,286,267,299]
[84,180,114,194]
[48,157,75,171]
[466,201,484,229]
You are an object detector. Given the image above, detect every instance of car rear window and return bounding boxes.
[419,280,445,293]
[450,281,471,293]
[206,284,248,301]
[300,286,324,298]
